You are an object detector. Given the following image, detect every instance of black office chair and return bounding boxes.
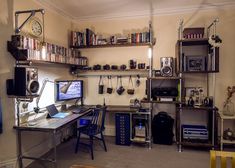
[75,106,107,160]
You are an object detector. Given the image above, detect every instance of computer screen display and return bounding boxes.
[56,80,83,101]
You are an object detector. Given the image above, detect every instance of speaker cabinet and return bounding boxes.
[160,57,173,77]
[14,67,39,96]
[6,79,15,95]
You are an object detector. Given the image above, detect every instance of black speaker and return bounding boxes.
[6,79,15,95]
[14,67,40,96]
[160,57,173,77]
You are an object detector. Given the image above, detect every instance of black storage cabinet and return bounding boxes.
[115,113,131,146]
[152,112,174,145]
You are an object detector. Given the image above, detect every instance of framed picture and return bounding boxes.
[186,56,206,71]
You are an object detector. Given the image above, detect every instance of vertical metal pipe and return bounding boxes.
[15,14,18,34]
[18,131,23,168]
[16,99,20,126]
[53,131,57,168]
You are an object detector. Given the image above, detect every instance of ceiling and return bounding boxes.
[34,0,235,21]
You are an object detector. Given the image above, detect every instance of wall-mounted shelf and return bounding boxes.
[180,70,219,73]
[178,38,209,46]
[141,100,181,104]
[70,42,154,49]
[148,76,182,80]
[76,69,148,77]
[178,106,217,110]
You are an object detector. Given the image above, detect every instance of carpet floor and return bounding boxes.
[26,136,210,168]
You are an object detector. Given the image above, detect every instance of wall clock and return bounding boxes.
[27,17,43,38]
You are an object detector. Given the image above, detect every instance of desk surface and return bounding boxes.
[13,105,139,131]
[13,110,91,131]
[106,105,138,112]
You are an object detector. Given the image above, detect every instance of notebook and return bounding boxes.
[46,104,70,119]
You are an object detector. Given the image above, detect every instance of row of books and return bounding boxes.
[70,29,151,47]
[130,32,150,43]
[10,35,88,66]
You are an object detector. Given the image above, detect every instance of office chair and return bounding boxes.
[75,106,107,160]
[210,150,235,168]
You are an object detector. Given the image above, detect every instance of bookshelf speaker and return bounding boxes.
[14,67,39,96]
[160,57,173,77]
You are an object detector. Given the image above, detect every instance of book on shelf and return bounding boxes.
[8,35,88,66]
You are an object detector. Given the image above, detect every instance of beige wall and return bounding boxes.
[0,0,16,164]
[0,0,74,166]
[74,7,235,111]
[1,0,235,165]
[74,7,235,133]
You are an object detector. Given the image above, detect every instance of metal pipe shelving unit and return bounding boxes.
[177,18,220,152]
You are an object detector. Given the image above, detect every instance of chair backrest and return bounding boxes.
[210,150,235,168]
[89,106,106,133]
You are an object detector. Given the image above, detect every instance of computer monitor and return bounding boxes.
[55,80,83,101]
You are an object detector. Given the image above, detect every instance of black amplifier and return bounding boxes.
[152,87,178,99]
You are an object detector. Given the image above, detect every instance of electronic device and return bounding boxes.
[55,80,83,101]
[14,67,39,96]
[46,104,70,118]
[6,79,15,95]
[186,56,206,71]
[72,106,90,114]
[152,87,178,100]
[182,125,208,140]
[160,57,173,77]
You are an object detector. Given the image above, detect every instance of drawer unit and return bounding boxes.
[115,113,131,146]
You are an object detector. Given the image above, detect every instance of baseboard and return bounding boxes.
[104,126,115,136]
[0,158,17,168]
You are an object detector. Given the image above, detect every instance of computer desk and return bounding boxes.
[13,108,93,168]
[13,105,139,168]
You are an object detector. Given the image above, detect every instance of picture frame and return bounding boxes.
[186,55,206,71]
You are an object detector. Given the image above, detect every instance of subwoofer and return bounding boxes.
[160,57,173,77]
[14,67,39,96]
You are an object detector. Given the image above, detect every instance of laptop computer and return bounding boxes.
[46,104,70,119]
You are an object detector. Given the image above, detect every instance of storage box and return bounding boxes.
[183,27,204,39]
[182,125,208,140]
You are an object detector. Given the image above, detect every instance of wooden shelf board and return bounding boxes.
[178,106,217,110]
[219,113,235,119]
[181,141,213,147]
[221,139,235,144]
[141,100,181,104]
[77,69,148,72]
[131,137,148,143]
[17,60,80,67]
[180,70,219,73]
[178,38,209,46]
[70,42,153,49]
[148,76,182,80]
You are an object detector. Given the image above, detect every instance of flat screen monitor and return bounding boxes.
[56,80,83,101]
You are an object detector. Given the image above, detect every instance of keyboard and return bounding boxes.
[72,106,90,114]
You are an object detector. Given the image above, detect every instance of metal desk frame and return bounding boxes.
[14,110,92,168]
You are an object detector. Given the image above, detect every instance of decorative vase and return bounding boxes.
[223,100,235,116]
